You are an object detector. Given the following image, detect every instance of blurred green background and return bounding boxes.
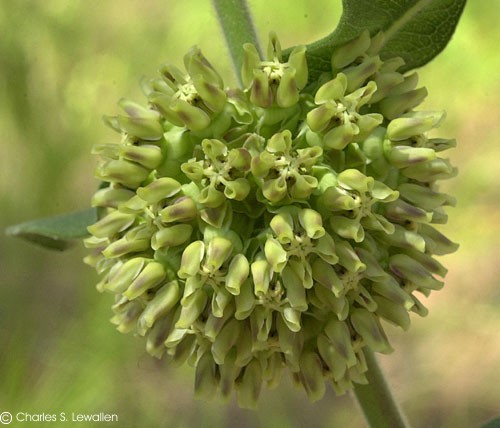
[1,1,499,427]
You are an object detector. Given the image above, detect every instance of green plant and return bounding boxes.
[7,1,474,427]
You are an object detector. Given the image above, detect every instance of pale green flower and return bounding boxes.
[307,73,383,150]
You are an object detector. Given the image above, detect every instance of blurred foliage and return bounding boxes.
[1,1,499,427]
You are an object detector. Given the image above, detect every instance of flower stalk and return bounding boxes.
[212,0,262,86]
[353,349,410,428]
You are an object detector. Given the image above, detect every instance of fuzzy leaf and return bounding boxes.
[288,0,467,82]
[481,418,500,428]
[6,209,98,250]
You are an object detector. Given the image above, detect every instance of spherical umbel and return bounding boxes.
[85,31,458,408]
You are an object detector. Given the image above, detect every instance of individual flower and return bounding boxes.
[318,168,399,242]
[306,73,383,150]
[145,47,227,132]
[181,138,252,208]
[250,129,322,203]
[242,31,307,108]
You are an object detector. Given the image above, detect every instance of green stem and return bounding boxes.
[353,349,411,428]
[212,0,262,86]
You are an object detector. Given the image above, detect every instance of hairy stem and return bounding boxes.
[353,349,411,428]
[212,0,262,86]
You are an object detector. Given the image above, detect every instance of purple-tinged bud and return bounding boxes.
[236,359,262,409]
[205,237,233,273]
[123,261,166,300]
[120,144,163,169]
[152,224,193,250]
[87,210,135,238]
[138,280,180,334]
[298,351,326,401]
[160,196,197,223]
[350,308,393,354]
[387,110,446,141]
[137,177,181,204]
[331,30,371,69]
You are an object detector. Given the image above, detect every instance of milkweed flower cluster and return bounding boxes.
[84,30,458,408]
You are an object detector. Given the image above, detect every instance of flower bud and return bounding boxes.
[251,259,272,296]
[115,98,164,141]
[235,280,256,320]
[96,159,150,188]
[386,145,436,168]
[350,308,393,354]
[236,359,262,409]
[91,187,135,208]
[175,288,208,329]
[402,158,457,182]
[191,74,227,113]
[387,110,446,141]
[373,295,411,330]
[137,177,182,203]
[212,319,241,364]
[282,266,307,312]
[101,235,150,258]
[335,238,366,273]
[389,254,444,291]
[270,211,295,244]
[379,87,428,120]
[418,224,460,255]
[343,56,383,92]
[298,208,325,239]
[264,237,288,273]
[398,183,455,211]
[241,43,261,88]
[372,276,414,310]
[120,144,163,169]
[152,224,193,250]
[178,241,204,279]
[219,355,242,400]
[223,178,251,201]
[160,196,197,222]
[288,45,308,89]
[330,215,364,242]
[276,68,300,108]
[298,352,326,401]
[87,210,135,238]
[376,224,426,253]
[324,318,357,367]
[194,353,218,400]
[138,280,181,333]
[111,298,143,333]
[333,31,371,69]
[105,257,145,293]
[205,237,233,273]
[384,199,433,223]
[123,261,166,300]
[225,254,250,295]
[145,314,174,358]
[317,334,347,381]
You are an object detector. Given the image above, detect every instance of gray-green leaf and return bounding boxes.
[481,418,500,428]
[6,208,98,251]
[294,0,467,82]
